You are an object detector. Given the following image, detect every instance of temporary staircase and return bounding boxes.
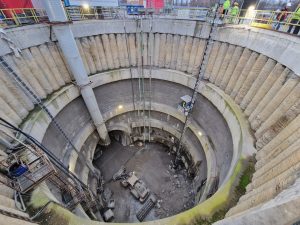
[0,119,100,216]
[0,150,37,225]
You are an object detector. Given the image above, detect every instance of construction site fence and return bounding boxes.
[0,7,299,35]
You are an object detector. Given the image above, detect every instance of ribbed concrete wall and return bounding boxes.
[0,32,206,128]
[0,42,72,128]
[0,21,299,222]
[76,33,206,77]
[203,42,300,218]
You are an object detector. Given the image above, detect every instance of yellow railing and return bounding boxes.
[222,9,300,34]
[0,7,299,35]
[0,8,48,27]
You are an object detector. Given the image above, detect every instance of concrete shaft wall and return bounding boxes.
[0,20,299,223]
[204,42,300,217]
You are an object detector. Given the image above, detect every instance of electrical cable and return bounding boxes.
[0,56,98,180]
[148,14,153,142]
[138,16,147,143]
[123,18,137,113]
[176,0,222,159]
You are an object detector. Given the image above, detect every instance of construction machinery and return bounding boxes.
[121,172,150,203]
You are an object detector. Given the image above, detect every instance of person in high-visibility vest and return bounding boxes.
[287,3,300,35]
[223,0,231,15]
[229,2,239,23]
[230,2,240,16]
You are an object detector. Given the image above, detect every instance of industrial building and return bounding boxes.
[0,0,299,225]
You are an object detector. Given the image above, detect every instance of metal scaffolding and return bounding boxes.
[0,118,100,212]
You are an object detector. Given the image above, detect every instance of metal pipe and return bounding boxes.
[42,0,110,145]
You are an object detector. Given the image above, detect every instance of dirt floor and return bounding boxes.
[93,141,196,223]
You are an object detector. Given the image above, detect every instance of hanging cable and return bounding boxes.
[123,18,136,113]
[0,56,98,180]
[176,1,221,163]
[138,16,147,143]
[148,14,153,142]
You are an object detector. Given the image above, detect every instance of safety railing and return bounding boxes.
[0,6,299,35]
[65,6,123,20]
[0,8,48,28]
[156,7,209,20]
[222,9,300,34]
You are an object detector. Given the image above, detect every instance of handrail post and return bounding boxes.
[12,9,20,26]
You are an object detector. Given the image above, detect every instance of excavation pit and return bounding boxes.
[94,141,196,223]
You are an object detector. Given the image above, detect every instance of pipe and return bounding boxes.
[14,191,26,212]
[42,0,110,145]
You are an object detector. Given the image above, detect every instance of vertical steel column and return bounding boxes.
[42,0,110,145]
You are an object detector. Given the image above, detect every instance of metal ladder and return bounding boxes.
[137,14,154,143]
[147,16,154,142]
[0,120,100,211]
[0,57,75,149]
[175,3,221,161]
[137,17,146,142]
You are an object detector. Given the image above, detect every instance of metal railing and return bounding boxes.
[0,8,48,27]
[0,6,299,35]
[222,9,300,34]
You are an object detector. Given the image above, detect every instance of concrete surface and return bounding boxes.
[94,141,197,222]
[214,25,300,76]
[2,19,299,224]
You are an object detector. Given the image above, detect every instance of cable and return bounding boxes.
[176,0,222,161]
[138,16,146,143]
[148,15,153,142]
[123,19,137,113]
[30,201,53,221]
[0,56,98,179]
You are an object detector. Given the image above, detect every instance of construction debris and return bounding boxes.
[107,199,115,209]
[103,209,114,222]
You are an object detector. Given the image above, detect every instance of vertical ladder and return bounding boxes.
[176,2,221,160]
[137,16,147,142]
[138,14,154,143]
[146,16,153,142]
